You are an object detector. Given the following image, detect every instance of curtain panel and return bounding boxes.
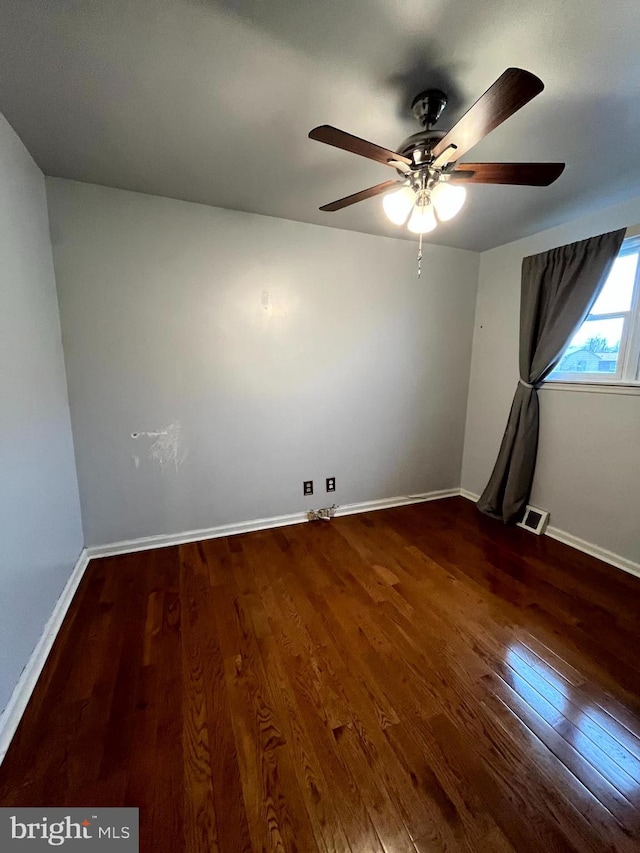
[477,228,626,523]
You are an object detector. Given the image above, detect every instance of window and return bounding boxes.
[546,235,640,385]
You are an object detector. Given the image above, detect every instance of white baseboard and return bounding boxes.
[545,526,640,580]
[87,511,309,559]
[86,489,461,559]
[0,548,90,765]
[335,488,459,518]
[457,489,640,580]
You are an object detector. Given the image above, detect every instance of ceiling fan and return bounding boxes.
[309,68,564,238]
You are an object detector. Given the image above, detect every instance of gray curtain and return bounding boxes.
[477,228,625,523]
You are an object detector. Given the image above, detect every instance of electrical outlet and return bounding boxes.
[326,477,335,492]
[303,480,313,496]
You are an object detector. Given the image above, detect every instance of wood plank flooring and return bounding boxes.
[1,497,640,851]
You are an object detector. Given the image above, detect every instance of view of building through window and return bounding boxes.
[547,239,640,382]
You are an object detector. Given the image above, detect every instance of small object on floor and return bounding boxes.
[307,504,338,522]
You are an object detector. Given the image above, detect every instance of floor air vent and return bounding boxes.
[516,505,550,535]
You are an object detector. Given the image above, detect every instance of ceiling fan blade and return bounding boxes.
[319,180,402,212]
[432,144,458,168]
[449,162,565,186]
[309,125,412,168]
[388,159,412,173]
[431,68,544,163]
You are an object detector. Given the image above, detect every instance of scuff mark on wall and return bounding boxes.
[131,422,186,472]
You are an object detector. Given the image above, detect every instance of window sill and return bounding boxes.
[542,381,640,396]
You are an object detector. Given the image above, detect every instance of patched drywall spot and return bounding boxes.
[133,454,140,469]
[131,422,186,472]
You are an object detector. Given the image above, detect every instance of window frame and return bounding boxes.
[544,234,640,388]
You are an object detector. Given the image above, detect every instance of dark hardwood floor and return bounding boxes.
[2,497,640,851]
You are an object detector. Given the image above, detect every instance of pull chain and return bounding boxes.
[416,171,427,278]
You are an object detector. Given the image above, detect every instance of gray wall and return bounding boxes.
[462,195,640,564]
[47,179,479,547]
[0,117,83,712]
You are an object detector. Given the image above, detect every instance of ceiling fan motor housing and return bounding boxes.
[398,128,447,167]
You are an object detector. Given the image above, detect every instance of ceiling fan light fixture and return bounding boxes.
[431,182,467,221]
[309,69,564,277]
[407,200,437,234]
[382,186,416,225]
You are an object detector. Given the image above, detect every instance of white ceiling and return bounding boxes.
[1,0,640,251]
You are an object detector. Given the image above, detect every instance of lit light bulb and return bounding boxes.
[431,182,466,221]
[407,201,437,234]
[382,186,416,225]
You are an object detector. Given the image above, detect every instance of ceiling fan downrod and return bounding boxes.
[411,89,448,129]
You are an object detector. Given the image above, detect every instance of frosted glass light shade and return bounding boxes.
[431,182,466,221]
[382,186,416,225]
[407,202,437,234]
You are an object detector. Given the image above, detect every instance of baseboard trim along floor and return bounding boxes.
[458,490,640,580]
[0,548,89,765]
[85,489,460,559]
